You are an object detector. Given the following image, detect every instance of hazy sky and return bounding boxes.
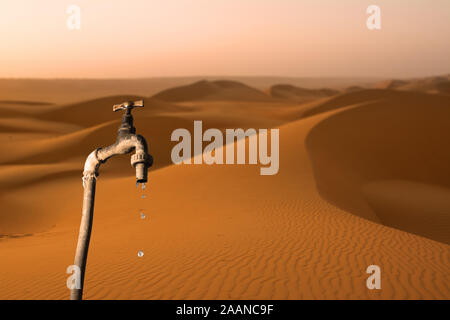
[1,0,449,78]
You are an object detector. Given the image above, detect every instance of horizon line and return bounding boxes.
[1,73,448,81]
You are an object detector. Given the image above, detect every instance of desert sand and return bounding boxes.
[0,77,448,299]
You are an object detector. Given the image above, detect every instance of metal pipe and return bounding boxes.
[70,176,96,300]
[70,100,152,300]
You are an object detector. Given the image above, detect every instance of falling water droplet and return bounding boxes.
[142,183,146,190]
[138,250,144,257]
[141,194,146,199]
[140,212,146,219]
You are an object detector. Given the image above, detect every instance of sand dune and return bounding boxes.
[269,84,339,102]
[0,120,120,165]
[0,102,287,177]
[373,79,409,90]
[0,162,79,190]
[400,76,450,94]
[0,100,53,107]
[0,118,81,134]
[305,91,450,243]
[0,77,448,300]
[344,86,365,93]
[152,80,274,102]
[0,100,56,117]
[283,88,450,120]
[39,96,198,127]
[38,95,144,126]
[0,104,448,299]
[0,79,200,104]
[1,77,379,104]
[363,180,450,244]
[373,76,450,95]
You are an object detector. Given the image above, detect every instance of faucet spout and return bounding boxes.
[70,100,152,300]
[83,133,153,185]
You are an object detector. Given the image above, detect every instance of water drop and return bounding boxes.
[140,212,146,219]
[141,194,146,199]
[138,250,144,257]
[141,183,146,190]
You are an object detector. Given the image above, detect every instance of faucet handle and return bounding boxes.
[113,100,144,112]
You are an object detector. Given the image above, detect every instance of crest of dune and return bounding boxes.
[269,84,339,102]
[151,80,274,102]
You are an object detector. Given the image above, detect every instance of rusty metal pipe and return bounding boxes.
[70,100,152,300]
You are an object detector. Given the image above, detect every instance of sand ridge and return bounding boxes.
[269,84,339,103]
[152,80,275,102]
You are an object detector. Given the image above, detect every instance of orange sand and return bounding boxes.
[0,77,448,299]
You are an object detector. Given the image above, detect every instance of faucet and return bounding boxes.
[70,100,153,300]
